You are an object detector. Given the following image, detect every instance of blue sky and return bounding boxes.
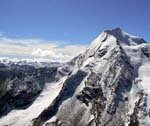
[0,0,149,61]
[0,0,150,44]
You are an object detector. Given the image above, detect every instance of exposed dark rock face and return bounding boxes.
[0,63,59,116]
[33,70,87,126]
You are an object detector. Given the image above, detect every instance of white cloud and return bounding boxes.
[0,35,87,62]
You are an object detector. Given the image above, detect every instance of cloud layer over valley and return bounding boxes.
[0,35,87,62]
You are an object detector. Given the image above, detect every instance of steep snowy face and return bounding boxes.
[122,42,150,126]
[32,28,150,126]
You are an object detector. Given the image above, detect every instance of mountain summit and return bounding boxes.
[0,28,150,126]
[104,27,146,45]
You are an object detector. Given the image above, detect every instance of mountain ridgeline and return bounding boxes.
[0,28,150,126]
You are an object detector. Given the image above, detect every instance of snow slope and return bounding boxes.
[0,77,67,126]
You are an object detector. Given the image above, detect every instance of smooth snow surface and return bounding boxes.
[0,78,66,126]
[123,44,150,91]
[138,62,150,91]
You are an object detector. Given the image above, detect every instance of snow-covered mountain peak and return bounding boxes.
[104,27,147,46]
[86,28,147,59]
[0,28,150,126]
[89,27,146,49]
